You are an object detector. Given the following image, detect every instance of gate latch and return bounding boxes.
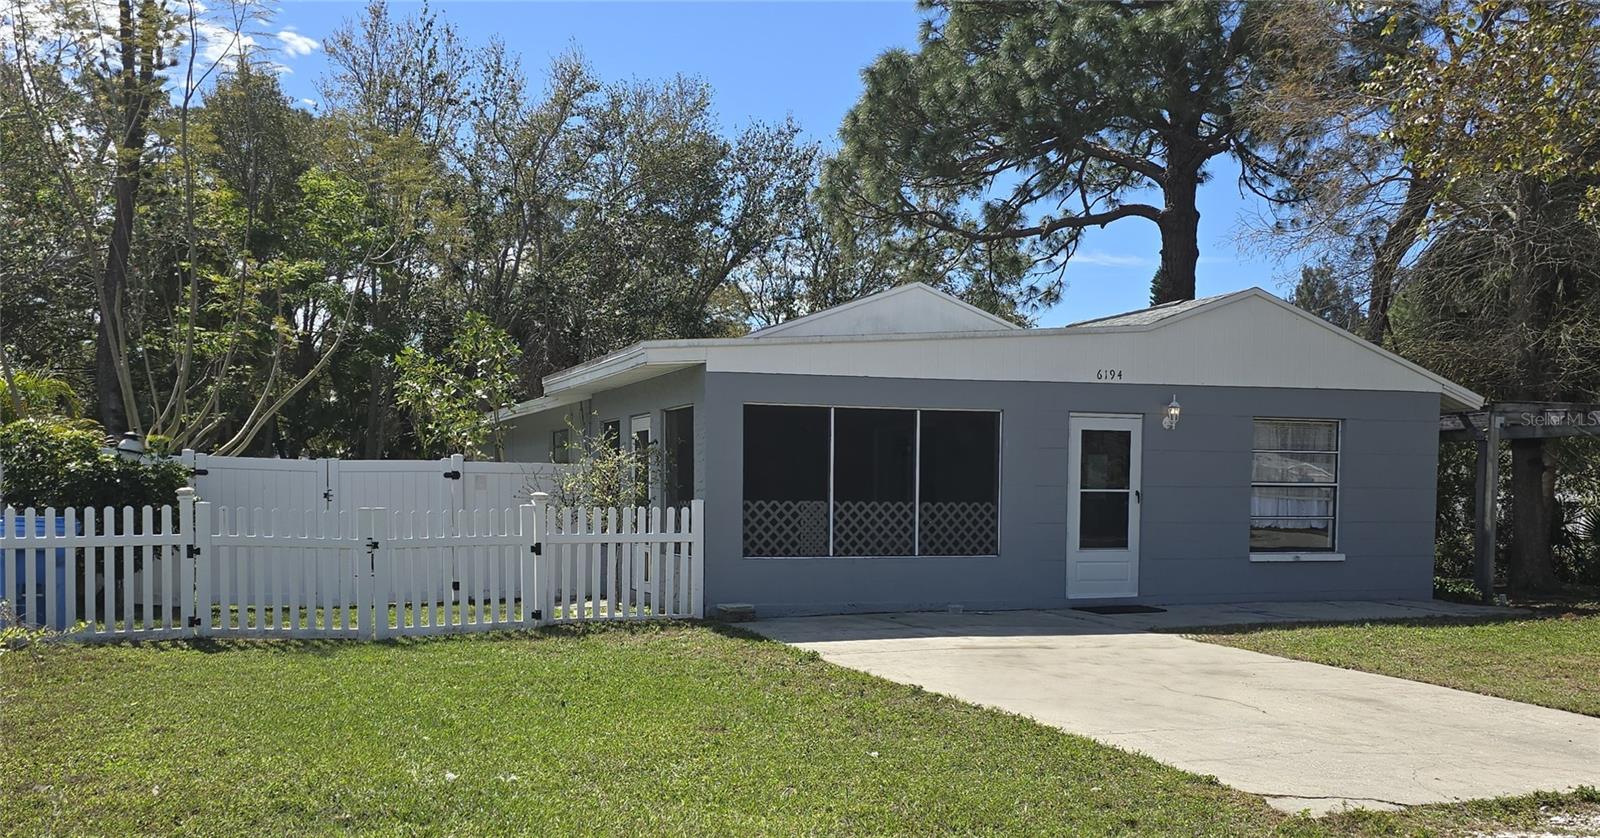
[366,540,380,550]
[442,470,462,480]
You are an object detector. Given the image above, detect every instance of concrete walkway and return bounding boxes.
[748,601,1600,815]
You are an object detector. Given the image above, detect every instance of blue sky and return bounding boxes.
[260,0,1296,325]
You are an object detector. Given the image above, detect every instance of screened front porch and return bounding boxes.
[741,405,1000,559]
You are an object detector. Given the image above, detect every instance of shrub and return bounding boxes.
[0,419,189,510]
[1433,576,1483,603]
[542,416,663,510]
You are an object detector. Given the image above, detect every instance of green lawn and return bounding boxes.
[2,623,1596,836]
[1189,600,1600,717]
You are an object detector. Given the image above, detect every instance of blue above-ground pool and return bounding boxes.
[0,514,71,631]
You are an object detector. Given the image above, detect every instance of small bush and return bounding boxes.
[0,418,189,510]
[1434,576,1483,603]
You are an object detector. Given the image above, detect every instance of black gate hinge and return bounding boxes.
[530,609,542,620]
[186,545,202,558]
[188,616,202,627]
[322,489,334,502]
[442,470,462,480]
[529,543,542,555]
[366,540,380,550]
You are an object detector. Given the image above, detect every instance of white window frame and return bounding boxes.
[1248,417,1345,563]
[742,403,1003,559]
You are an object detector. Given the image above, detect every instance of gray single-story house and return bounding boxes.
[500,283,1482,617]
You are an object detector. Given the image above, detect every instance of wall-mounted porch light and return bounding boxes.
[1161,395,1181,430]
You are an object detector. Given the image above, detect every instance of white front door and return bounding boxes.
[1067,414,1142,599]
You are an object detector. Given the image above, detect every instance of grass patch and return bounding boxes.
[1188,598,1600,717]
[2,623,1594,836]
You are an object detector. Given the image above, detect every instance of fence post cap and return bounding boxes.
[176,487,197,498]
[530,491,550,502]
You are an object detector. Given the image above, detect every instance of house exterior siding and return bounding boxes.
[700,371,1439,616]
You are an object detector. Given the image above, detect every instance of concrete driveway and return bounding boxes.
[748,601,1600,815]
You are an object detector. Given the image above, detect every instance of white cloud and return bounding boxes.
[1071,250,1155,269]
[278,29,317,58]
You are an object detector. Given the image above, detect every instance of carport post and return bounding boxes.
[1473,412,1502,603]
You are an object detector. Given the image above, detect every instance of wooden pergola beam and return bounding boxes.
[1472,414,1501,602]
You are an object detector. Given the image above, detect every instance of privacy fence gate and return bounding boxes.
[0,491,703,641]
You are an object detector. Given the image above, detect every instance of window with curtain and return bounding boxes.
[742,405,1000,557]
[1250,419,1339,551]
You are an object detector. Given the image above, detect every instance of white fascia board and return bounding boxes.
[540,342,708,396]
[499,390,589,421]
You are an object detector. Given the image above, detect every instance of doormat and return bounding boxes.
[1071,605,1167,615]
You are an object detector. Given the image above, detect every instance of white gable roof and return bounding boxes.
[503,286,1482,419]
[746,283,1018,339]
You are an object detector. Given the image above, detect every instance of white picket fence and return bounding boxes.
[0,490,703,641]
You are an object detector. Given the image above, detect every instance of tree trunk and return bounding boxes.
[363,364,391,458]
[1154,167,1200,304]
[1364,174,1434,345]
[1507,437,1561,593]
[95,0,153,434]
[1499,176,1563,593]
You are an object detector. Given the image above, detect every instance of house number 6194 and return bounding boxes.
[1095,368,1124,381]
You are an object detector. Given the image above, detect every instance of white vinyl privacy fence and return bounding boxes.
[1,491,703,641]
[180,451,569,520]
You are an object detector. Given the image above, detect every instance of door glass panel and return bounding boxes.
[1079,491,1130,549]
[1080,430,1131,489]
[631,427,651,506]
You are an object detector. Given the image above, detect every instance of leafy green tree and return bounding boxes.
[0,372,83,423]
[394,313,522,458]
[824,0,1271,307]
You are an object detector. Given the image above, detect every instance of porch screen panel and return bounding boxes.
[918,411,999,555]
[743,405,830,556]
[832,409,916,556]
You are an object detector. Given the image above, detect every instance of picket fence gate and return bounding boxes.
[0,490,703,641]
